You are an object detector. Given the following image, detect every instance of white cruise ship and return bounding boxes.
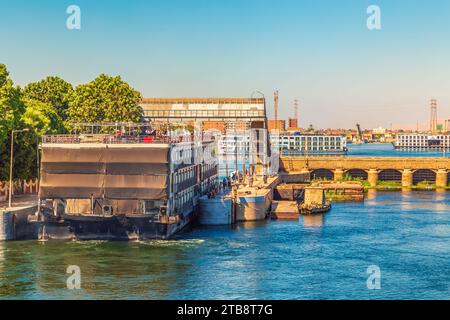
[393,134,450,150]
[271,134,348,156]
[219,132,348,156]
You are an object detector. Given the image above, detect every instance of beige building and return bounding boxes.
[140,98,266,123]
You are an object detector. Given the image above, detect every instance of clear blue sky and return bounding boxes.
[1,0,450,129]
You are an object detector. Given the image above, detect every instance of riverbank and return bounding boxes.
[0,194,37,211]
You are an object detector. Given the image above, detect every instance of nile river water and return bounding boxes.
[347,142,450,157]
[0,144,449,300]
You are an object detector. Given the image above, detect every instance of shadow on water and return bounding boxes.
[0,240,204,299]
[301,214,325,228]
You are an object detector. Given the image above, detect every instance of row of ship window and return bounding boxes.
[145,110,264,117]
[281,146,341,150]
[398,136,450,140]
[174,166,195,185]
[222,136,344,143]
[280,142,343,146]
[174,187,195,213]
[222,141,343,145]
[173,174,218,213]
[202,163,216,178]
[201,177,217,193]
[278,137,343,141]
[398,137,427,140]
[173,163,217,192]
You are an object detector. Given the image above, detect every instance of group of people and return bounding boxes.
[220,177,232,190]
[207,177,232,199]
[111,126,169,144]
[113,127,155,139]
[206,189,218,199]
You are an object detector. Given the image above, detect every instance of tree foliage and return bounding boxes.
[67,74,142,124]
[0,65,144,181]
[0,64,36,180]
[23,76,73,120]
[21,98,66,137]
[0,64,9,86]
[0,130,38,180]
[0,64,25,144]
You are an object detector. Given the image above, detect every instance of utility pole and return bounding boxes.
[9,132,13,208]
[294,98,299,127]
[274,90,279,131]
[430,98,438,134]
[234,135,238,185]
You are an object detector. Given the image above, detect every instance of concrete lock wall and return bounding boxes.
[0,206,38,241]
[0,211,15,240]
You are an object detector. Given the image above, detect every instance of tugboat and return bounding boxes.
[299,202,332,215]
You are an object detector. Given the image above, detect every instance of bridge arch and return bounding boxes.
[413,169,436,184]
[345,169,368,180]
[311,169,334,180]
[379,169,402,182]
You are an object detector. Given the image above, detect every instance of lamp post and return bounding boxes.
[36,134,40,193]
[36,133,44,218]
[8,128,30,208]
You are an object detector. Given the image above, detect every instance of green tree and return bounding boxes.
[0,67,145,181]
[0,64,8,86]
[0,64,36,180]
[0,130,38,181]
[23,76,73,120]
[0,64,25,144]
[21,98,66,136]
[67,74,142,124]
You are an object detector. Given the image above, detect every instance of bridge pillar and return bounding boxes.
[334,169,345,181]
[436,169,448,188]
[368,169,378,188]
[402,169,413,188]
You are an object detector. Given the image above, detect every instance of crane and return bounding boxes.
[356,123,364,143]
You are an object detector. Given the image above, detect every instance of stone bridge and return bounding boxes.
[279,156,450,188]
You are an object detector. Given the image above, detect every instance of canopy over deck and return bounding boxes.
[39,144,170,200]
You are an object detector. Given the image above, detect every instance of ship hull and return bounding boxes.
[392,144,450,150]
[38,211,196,241]
[299,203,332,216]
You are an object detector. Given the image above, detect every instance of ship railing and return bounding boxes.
[42,133,216,145]
[42,134,174,145]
